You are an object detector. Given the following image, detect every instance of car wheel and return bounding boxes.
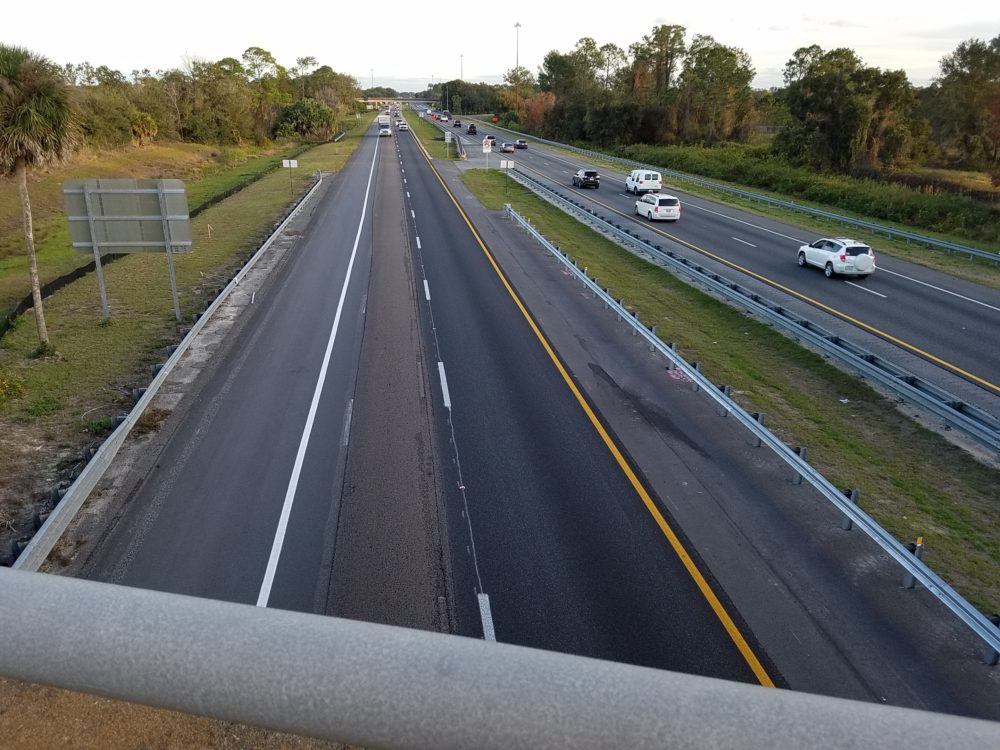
[797,252,807,267]
[647,210,654,220]
[824,263,834,278]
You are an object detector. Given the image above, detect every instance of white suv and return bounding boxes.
[625,169,662,194]
[797,238,876,278]
[635,193,680,221]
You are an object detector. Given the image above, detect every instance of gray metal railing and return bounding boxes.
[3,567,999,748]
[502,200,1000,661]
[508,167,1000,457]
[467,118,1000,264]
[12,176,326,572]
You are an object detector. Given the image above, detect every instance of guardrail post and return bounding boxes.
[792,446,807,484]
[750,412,765,447]
[902,538,924,589]
[839,488,860,530]
[691,363,701,392]
[632,311,640,335]
[716,385,732,416]
[985,616,1000,666]
[604,288,611,309]
[666,343,678,371]
[649,325,657,350]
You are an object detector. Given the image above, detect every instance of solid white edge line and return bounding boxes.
[437,361,452,410]
[478,593,496,641]
[732,236,757,247]
[845,281,887,298]
[878,268,1000,312]
[416,236,422,249]
[424,279,431,301]
[256,135,381,608]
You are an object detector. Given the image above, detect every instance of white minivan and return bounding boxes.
[625,169,662,194]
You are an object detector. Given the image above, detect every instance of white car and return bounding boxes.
[378,127,392,137]
[397,122,409,131]
[625,169,662,194]
[797,238,876,278]
[634,193,680,221]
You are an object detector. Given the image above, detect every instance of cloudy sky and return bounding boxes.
[7,1,998,90]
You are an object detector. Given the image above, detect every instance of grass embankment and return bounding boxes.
[0,121,369,538]
[0,142,314,319]
[402,112,459,160]
[461,168,1000,614]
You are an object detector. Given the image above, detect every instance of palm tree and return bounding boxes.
[0,45,77,349]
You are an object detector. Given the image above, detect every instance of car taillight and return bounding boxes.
[839,254,846,261]
[654,206,659,212]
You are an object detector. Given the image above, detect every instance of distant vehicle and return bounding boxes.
[514,139,528,149]
[397,122,409,131]
[797,238,876,278]
[467,124,477,135]
[440,110,450,122]
[572,169,600,188]
[625,169,662,194]
[635,193,680,221]
[500,142,515,153]
[377,114,391,128]
[453,120,462,127]
[485,134,497,146]
[378,127,392,137]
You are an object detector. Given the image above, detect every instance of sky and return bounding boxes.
[6,1,999,90]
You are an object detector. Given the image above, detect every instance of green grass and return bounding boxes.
[461,118,1000,290]
[0,142,311,319]
[0,125,367,534]
[461,167,1000,614]
[402,112,459,160]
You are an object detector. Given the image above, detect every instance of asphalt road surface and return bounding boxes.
[449,117,1000,410]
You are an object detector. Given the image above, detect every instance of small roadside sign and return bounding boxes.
[445,131,453,143]
[482,138,492,153]
[282,159,298,168]
[499,160,513,169]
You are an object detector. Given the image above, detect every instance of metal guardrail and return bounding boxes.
[508,167,1000,457]
[12,176,327,572]
[467,118,1000,264]
[502,200,1000,660]
[3,567,1000,748]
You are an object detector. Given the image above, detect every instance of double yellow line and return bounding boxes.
[409,136,776,687]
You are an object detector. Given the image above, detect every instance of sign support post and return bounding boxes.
[82,184,110,322]
[157,183,182,322]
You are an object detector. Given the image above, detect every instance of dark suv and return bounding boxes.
[572,169,600,188]
[467,124,477,135]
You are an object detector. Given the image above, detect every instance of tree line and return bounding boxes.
[412,28,1000,179]
[62,47,363,148]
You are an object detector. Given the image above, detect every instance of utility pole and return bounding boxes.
[460,54,464,81]
[370,68,373,90]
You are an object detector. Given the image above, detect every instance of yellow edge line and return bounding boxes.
[516,161,1000,397]
[413,149,776,687]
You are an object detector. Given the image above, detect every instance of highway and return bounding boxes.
[444,116,1000,410]
[62,114,1000,719]
[78,129,383,612]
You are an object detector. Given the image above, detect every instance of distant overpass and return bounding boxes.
[357,97,433,108]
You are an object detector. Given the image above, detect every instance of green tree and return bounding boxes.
[678,35,755,144]
[0,45,77,348]
[274,98,335,139]
[778,46,918,172]
[933,36,1000,167]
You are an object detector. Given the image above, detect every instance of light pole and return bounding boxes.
[370,68,373,90]
[514,22,522,117]
[460,53,464,81]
